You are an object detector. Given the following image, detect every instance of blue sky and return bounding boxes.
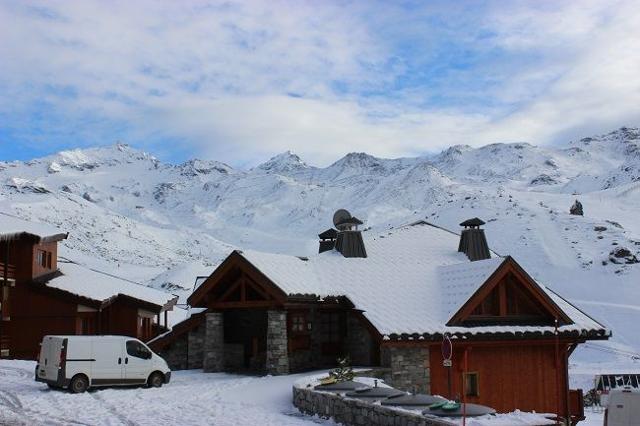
[0,0,639,167]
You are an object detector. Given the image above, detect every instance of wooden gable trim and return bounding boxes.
[101,293,173,313]
[187,250,288,308]
[447,256,573,326]
[218,276,244,302]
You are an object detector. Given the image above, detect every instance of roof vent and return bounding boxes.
[458,218,490,261]
[332,209,367,258]
[318,228,337,253]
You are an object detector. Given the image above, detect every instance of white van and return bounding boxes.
[604,387,640,426]
[35,335,171,393]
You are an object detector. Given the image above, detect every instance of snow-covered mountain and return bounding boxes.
[2,127,640,369]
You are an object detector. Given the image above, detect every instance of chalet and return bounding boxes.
[0,213,178,359]
[150,212,609,422]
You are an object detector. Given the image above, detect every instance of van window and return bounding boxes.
[126,340,151,359]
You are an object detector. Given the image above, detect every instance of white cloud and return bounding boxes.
[0,0,638,166]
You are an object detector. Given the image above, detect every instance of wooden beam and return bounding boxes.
[211,300,280,309]
[240,277,246,302]
[188,251,289,307]
[448,258,572,326]
[245,276,272,301]
[218,277,243,303]
[499,281,507,317]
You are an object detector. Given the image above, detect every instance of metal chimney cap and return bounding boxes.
[459,217,485,228]
[336,216,363,227]
[333,209,352,228]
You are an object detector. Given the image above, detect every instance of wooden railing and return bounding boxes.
[0,335,10,357]
[0,262,16,279]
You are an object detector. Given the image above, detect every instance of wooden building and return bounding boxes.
[0,213,177,359]
[151,216,609,424]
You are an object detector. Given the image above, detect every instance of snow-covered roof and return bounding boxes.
[235,222,606,338]
[45,260,178,310]
[0,212,67,242]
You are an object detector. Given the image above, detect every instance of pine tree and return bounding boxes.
[329,356,354,382]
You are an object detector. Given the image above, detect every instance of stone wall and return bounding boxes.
[158,333,188,370]
[389,346,430,393]
[345,313,374,366]
[292,386,452,426]
[266,310,289,375]
[187,324,205,369]
[203,312,224,372]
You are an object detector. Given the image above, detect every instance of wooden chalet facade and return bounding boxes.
[150,218,609,424]
[0,214,177,359]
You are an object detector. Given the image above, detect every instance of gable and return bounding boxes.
[447,257,573,327]
[187,251,288,309]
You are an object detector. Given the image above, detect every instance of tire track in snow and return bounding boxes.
[90,391,141,426]
[0,389,93,426]
[0,365,32,380]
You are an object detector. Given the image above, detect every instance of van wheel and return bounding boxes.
[148,372,164,388]
[69,374,89,393]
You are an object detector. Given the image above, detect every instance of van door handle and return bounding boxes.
[118,357,122,364]
[125,357,128,364]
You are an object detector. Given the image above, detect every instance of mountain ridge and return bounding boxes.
[1,126,639,364]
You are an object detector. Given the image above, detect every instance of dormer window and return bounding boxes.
[36,250,47,268]
[35,250,53,269]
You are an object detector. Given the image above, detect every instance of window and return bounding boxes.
[289,312,311,352]
[36,250,52,269]
[36,250,47,268]
[290,313,307,333]
[126,340,152,359]
[77,316,95,335]
[463,372,479,397]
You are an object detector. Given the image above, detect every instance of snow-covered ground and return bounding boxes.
[0,360,334,426]
[0,360,610,426]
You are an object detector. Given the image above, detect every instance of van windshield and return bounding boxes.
[126,340,152,359]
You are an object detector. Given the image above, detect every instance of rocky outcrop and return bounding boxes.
[570,199,584,216]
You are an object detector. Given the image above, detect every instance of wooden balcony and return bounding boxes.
[0,262,16,281]
[0,335,10,357]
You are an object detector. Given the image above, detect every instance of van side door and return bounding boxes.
[124,340,153,384]
[90,339,124,385]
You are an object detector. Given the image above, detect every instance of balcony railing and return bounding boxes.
[0,262,16,280]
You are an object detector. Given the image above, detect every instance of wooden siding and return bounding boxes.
[7,281,79,359]
[429,341,570,415]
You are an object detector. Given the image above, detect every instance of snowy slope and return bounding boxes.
[1,127,639,370]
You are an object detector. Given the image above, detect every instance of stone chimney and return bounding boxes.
[458,218,491,261]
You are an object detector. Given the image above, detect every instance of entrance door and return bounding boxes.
[124,340,152,384]
[91,338,124,385]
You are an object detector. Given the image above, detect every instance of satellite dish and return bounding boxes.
[333,209,352,230]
